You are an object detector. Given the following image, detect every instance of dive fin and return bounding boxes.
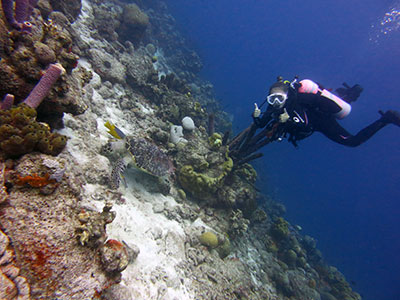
[379,110,400,127]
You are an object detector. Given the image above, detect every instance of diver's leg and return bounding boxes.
[317,116,387,147]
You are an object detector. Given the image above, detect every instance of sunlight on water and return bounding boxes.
[369,1,400,44]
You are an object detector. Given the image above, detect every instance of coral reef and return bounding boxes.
[48,0,81,22]
[0,1,363,299]
[0,3,85,128]
[117,3,149,45]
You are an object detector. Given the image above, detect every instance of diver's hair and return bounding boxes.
[269,81,289,94]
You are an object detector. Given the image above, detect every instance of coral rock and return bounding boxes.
[100,239,130,274]
[33,42,56,65]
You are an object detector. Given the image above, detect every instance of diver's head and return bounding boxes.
[267,79,289,109]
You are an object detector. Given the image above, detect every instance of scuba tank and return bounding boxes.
[297,79,351,119]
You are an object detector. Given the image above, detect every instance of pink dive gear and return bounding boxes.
[298,79,351,119]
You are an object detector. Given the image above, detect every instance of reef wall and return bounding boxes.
[0,1,362,299]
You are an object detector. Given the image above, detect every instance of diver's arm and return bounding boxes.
[252,104,273,128]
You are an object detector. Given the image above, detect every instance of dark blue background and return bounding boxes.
[166,1,400,299]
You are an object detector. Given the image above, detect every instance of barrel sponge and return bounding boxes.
[0,103,67,158]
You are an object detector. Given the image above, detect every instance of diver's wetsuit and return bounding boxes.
[254,92,388,147]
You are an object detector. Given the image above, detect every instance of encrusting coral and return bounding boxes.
[178,155,233,203]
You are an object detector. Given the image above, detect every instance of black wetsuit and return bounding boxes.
[254,92,387,147]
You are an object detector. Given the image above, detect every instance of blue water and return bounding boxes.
[166,1,400,299]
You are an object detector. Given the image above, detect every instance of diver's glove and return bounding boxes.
[279,108,290,123]
[253,103,261,118]
[335,83,363,103]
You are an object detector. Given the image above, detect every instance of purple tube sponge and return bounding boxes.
[1,0,36,31]
[0,94,14,110]
[15,0,29,23]
[23,63,65,109]
[27,0,37,16]
[1,0,19,28]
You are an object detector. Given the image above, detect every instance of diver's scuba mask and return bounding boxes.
[267,92,287,108]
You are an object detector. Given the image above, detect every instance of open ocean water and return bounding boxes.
[166,0,400,299]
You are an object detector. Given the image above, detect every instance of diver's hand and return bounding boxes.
[279,108,290,123]
[253,103,261,118]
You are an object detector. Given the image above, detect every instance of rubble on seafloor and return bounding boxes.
[0,0,362,299]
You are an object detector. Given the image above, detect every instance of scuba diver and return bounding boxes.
[228,76,400,165]
[252,76,400,147]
